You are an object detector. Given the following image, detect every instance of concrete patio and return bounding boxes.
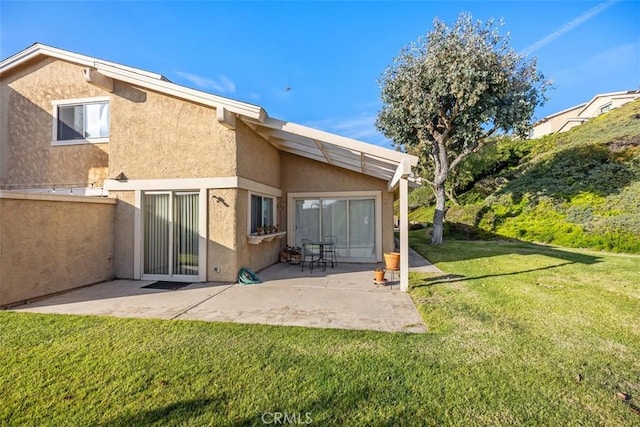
[10,255,440,333]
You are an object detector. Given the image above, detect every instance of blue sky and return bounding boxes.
[1,1,639,148]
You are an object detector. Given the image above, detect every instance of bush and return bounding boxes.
[403,101,640,253]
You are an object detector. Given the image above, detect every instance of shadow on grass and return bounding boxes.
[410,223,602,266]
[101,398,224,426]
[411,261,575,289]
[100,389,408,426]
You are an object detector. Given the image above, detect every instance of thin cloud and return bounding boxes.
[521,0,618,56]
[174,71,236,94]
[549,40,640,84]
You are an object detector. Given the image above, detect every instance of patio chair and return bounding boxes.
[301,239,320,273]
[323,235,338,267]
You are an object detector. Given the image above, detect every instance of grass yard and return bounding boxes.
[2,235,639,426]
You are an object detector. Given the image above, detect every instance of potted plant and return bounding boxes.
[257,226,264,236]
[280,246,290,263]
[289,247,302,264]
[374,266,386,283]
[384,252,400,270]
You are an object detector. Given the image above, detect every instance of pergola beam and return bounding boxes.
[82,67,114,92]
[216,106,236,129]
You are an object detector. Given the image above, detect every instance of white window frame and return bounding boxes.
[248,191,277,234]
[52,96,110,145]
[599,102,612,115]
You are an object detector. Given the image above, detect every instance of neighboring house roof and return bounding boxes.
[575,90,640,117]
[533,102,587,125]
[533,90,640,127]
[0,43,417,186]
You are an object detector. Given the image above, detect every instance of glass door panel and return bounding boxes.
[322,199,347,256]
[348,199,375,259]
[144,193,170,275]
[295,199,320,247]
[173,192,199,276]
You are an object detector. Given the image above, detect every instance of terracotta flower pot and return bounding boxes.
[384,252,400,270]
[290,254,301,264]
[374,269,385,283]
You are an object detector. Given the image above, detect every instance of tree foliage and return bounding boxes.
[376,13,549,244]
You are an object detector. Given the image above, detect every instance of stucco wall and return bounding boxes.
[111,191,136,279]
[280,152,395,256]
[234,121,282,273]
[235,189,283,274]
[108,81,236,180]
[208,188,240,282]
[0,193,115,307]
[0,58,109,188]
[235,120,280,188]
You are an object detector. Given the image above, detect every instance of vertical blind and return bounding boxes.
[144,193,170,275]
[173,192,199,275]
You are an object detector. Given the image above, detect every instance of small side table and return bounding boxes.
[387,267,400,285]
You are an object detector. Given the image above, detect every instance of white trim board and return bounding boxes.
[0,191,116,204]
[105,176,282,197]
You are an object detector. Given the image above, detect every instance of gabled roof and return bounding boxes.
[536,90,640,125]
[1,43,417,186]
[574,90,640,118]
[534,102,586,124]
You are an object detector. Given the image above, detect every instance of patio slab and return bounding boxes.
[10,262,428,333]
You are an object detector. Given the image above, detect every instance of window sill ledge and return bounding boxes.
[247,231,287,245]
[52,138,110,146]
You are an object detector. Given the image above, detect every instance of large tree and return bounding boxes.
[376,13,549,244]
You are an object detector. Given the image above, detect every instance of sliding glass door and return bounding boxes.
[294,197,376,262]
[143,191,199,280]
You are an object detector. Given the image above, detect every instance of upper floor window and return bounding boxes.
[599,102,612,115]
[52,97,110,145]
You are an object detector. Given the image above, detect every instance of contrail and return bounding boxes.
[521,0,619,56]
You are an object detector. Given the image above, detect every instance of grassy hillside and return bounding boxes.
[408,99,640,253]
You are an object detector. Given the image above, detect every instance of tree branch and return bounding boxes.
[481,125,498,139]
[448,134,491,173]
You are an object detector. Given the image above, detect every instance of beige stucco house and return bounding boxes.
[0,43,417,299]
[530,90,640,138]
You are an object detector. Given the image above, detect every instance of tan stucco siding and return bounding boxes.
[235,189,282,274]
[111,191,136,279]
[280,152,396,255]
[0,194,115,306]
[207,188,240,282]
[0,58,109,188]
[108,82,236,180]
[235,120,280,188]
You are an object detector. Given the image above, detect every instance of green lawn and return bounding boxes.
[2,235,639,426]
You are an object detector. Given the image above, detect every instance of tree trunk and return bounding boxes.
[431,181,446,244]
